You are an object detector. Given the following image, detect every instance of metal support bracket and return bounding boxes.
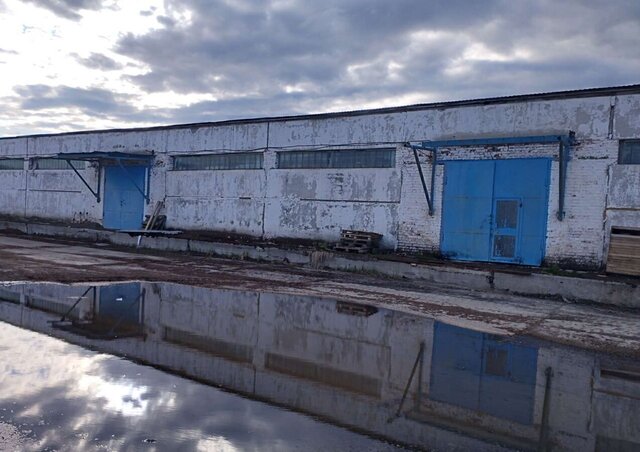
[117,159,150,204]
[538,367,554,452]
[67,160,101,202]
[53,286,94,322]
[557,132,575,221]
[407,144,436,215]
[388,341,425,422]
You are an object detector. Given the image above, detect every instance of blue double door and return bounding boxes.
[103,165,147,230]
[430,322,538,425]
[441,158,551,266]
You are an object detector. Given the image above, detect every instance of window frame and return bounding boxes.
[33,158,87,170]
[0,158,25,170]
[618,139,640,164]
[277,148,396,169]
[172,152,264,171]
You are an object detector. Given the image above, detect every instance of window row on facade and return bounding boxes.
[0,158,86,170]
[172,148,396,171]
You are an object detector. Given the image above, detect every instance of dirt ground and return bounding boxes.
[1,233,639,361]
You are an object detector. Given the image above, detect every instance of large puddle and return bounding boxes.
[0,281,638,451]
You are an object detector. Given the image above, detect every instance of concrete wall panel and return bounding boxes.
[0,138,27,157]
[614,94,640,139]
[264,199,399,247]
[0,190,25,217]
[26,190,98,222]
[268,169,401,203]
[95,130,168,153]
[608,165,640,208]
[166,123,268,153]
[165,197,264,235]
[166,170,266,198]
[269,113,413,148]
[0,170,27,217]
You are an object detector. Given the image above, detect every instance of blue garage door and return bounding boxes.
[103,165,146,230]
[441,158,550,265]
[430,322,538,425]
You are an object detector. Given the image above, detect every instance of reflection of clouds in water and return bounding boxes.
[196,436,239,451]
[0,320,398,451]
[0,324,97,407]
[0,324,164,419]
[77,374,152,417]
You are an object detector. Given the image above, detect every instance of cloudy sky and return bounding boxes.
[0,0,638,137]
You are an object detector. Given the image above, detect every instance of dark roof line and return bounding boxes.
[2,83,640,141]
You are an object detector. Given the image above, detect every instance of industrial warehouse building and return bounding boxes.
[0,85,639,270]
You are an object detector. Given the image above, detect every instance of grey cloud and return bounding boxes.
[156,15,177,27]
[140,5,156,17]
[10,85,186,131]
[16,85,137,118]
[0,48,18,55]
[74,53,123,71]
[123,0,460,91]
[114,0,640,109]
[22,0,107,20]
[4,0,640,136]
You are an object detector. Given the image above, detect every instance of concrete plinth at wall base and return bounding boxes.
[1,220,637,309]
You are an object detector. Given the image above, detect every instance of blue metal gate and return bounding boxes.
[103,165,146,230]
[430,322,538,425]
[441,158,550,265]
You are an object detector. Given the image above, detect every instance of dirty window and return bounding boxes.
[173,152,263,170]
[495,200,519,229]
[277,148,395,169]
[0,159,24,170]
[277,150,330,168]
[619,140,640,164]
[34,158,86,170]
[493,235,516,258]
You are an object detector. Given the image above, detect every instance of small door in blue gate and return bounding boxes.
[492,159,551,265]
[103,165,146,230]
[441,158,550,266]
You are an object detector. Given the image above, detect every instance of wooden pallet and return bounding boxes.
[341,229,382,243]
[607,227,640,276]
[336,301,378,317]
[334,229,383,253]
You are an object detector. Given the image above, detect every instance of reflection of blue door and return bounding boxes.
[103,166,146,230]
[430,322,538,425]
[441,159,550,265]
[99,283,141,325]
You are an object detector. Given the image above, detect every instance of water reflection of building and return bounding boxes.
[0,282,638,451]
